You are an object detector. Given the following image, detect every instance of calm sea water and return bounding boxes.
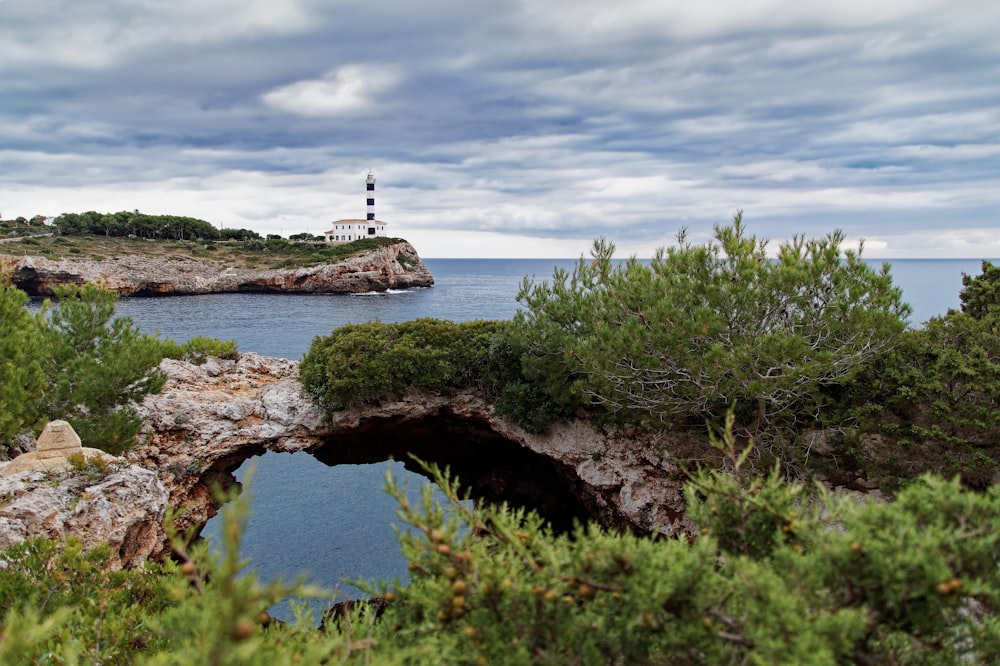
[107,257,992,614]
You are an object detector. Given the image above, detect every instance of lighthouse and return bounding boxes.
[366,171,376,223]
[323,171,389,243]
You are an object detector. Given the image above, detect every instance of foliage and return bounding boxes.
[159,335,240,365]
[1,448,999,664]
[0,479,365,665]
[262,235,408,269]
[887,312,999,446]
[1,281,168,454]
[38,284,167,454]
[2,231,411,272]
[368,452,1000,665]
[513,213,910,433]
[300,316,570,432]
[0,278,47,444]
[837,303,1000,485]
[52,210,258,242]
[0,538,174,664]
[960,260,1000,320]
[300,318,516,411]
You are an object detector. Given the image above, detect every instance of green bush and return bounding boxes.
[0,279,47,444]
[0,481,359,665]
[2,448,999,664]
[0,538,174,663]
[1,282,169,454]
[160,335,240,365]
[300,318,571,431]
[368,453,1000,665]
[960,260,1000,320]
[300,318,516,412]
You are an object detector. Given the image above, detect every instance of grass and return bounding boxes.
[0,235,409,270]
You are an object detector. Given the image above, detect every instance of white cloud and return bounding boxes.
[262,65,400,117]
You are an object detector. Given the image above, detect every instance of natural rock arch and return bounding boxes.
[308,413,593,532]
[130,353,692,562]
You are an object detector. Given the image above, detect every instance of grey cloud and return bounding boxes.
[1,1,998,256]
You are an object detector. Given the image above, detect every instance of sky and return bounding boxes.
[1,1,998,258]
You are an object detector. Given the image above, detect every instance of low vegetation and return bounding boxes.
[0,279,237,454]
[3,231,408,270]
[2,445,1000,664]
[299,318,567,432]
[301,218,999,481]
[2,217,999,663]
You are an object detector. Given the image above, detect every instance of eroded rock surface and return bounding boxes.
[0,464,169,569]
[0,352,692,567]
[127,353,691,560]
[2,420,117,477]
[1,241,433,297]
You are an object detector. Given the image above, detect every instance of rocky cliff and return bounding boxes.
[127,353,691,563]
[0,352,691,568]
[0,241,433,297]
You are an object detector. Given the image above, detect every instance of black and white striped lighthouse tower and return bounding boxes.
[366,171,376,222]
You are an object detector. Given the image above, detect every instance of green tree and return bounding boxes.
[40,284,166,453]
[513,213,910,432]
[850,307,1000,485]
[0,278,47,447]
[960,260,1000,320]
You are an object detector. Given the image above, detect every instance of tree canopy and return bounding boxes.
[513,213,911,431]
[0,281,187,454]
[960,260,1000,320]
[52,210,260,242]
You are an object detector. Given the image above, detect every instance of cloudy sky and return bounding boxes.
[2,1,998,258]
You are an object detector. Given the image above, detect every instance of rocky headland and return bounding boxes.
[0,352,692,567]
[0,240,433,297]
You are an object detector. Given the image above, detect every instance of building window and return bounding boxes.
[367,198,375,206]
[368,228,376,235]
[367,184,374,191]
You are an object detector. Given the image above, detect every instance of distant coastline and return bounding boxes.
[0,235,434,297]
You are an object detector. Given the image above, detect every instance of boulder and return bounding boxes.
[1,420,116,477]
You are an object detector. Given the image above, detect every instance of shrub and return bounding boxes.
[369,451,1000,665]
[960,260,1000,320]
[160,335,240,365]
[0,278,47,447]
[0,481,358,665]
[513,214,910,434]
[300,318,516,412]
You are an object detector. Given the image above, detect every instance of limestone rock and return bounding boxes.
[1,420,117,477]
[0,464,169,569]
[127,353,692,562]
[0,241,433,297]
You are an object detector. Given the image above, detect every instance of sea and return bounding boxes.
[107,257,992,616]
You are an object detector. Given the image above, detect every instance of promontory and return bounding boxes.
[0,235,434,297]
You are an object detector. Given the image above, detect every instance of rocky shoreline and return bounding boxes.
[0,240,434,297]
[0,352,692,567]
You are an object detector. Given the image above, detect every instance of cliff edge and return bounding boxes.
[0,240,434,297]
